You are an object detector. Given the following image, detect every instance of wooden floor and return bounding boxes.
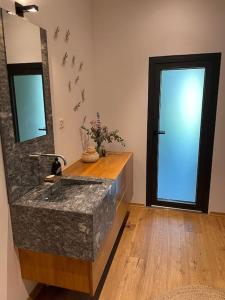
[35,206,225,300]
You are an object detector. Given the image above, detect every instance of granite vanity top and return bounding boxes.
[10,176,116,261]
[13,176,113,214]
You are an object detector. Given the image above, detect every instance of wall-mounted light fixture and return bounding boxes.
[15,2,39,17]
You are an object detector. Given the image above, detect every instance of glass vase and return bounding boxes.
[96,144,106,157]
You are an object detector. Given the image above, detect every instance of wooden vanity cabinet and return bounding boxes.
[18,152,133,296]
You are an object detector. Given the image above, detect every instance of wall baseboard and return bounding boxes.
[27,284,45,300]
[210,211,225,216]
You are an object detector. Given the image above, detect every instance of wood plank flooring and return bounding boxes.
[35,206,225,300]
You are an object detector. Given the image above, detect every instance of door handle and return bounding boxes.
[153,130,166,135]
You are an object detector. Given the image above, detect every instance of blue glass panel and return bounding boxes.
[157,68,205,203]
[14,74,46,142]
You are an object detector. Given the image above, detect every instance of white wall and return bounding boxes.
[93,0,225,212]
[0,1,94,300]
[21,0,95,164]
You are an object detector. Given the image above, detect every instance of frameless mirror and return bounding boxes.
[2,11,47,142]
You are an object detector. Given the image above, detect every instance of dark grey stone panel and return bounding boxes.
[10,176,116,261]
[0,9,55,204]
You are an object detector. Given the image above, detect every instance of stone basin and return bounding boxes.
[34,177,104,203]
[10,176,116,261]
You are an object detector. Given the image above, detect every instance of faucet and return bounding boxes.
[29,153,67,166]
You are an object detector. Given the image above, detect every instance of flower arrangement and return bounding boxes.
[81,112,125,156]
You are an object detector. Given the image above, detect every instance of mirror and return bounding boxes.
[0,8,55,204]
[2,11,47,143]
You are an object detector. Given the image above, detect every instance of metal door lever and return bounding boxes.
[153,130,166,135]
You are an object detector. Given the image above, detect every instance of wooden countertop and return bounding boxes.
[63,152,133,180]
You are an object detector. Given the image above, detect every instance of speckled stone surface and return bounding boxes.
[10,176,117,261]
[0,10,55,204]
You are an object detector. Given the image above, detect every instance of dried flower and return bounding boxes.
[81,112,125,151]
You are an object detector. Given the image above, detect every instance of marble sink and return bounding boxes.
[10,176,116,261]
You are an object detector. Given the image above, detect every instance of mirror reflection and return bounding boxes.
[2,11,47,143]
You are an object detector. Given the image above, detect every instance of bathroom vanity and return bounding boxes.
[16,152,133,295]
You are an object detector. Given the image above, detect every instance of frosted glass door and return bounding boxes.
[157,68,205,203]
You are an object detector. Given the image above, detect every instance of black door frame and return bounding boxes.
[146,53,221,212]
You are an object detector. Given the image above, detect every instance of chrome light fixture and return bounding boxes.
[15,2,39,17]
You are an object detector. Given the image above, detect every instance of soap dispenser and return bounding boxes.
[51,157,62,176]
